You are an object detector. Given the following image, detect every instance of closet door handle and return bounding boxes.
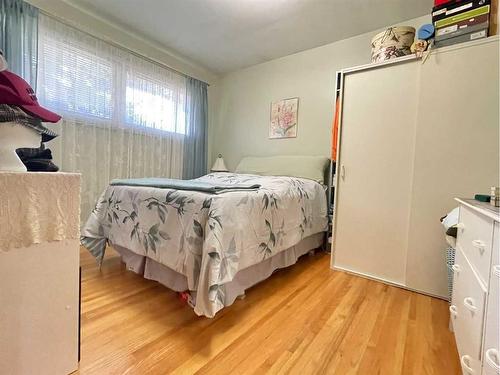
[449,305,458,318]
[485,348,500,372]
[492,265,500,278]
[460,355,475,374]
[452,264,461,274]
[471,240,486,254]
[463,297,477,313]
[341,165,346,180]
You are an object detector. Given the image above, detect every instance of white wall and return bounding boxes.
[213,15,430,170]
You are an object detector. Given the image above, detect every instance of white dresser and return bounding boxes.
[0,172,81,375]
[451,198,499,375]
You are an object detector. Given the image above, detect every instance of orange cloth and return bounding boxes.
[331,97,340,161]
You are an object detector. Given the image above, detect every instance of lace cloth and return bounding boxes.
[0,172,80,251]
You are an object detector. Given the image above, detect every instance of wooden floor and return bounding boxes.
[78,247,460,375]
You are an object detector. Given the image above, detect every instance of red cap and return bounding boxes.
[0,70,61,123]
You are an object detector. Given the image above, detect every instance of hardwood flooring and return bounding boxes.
[78,247,460,375]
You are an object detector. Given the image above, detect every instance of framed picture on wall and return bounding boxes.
[269,97,299,139]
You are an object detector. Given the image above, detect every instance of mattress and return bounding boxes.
[81,172,328,317]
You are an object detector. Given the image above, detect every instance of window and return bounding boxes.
[36,16,187,135]
[32,14,208,219]
[125,73,186,134]
[38,37,113,119]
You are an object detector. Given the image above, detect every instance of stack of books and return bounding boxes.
[433,0,491,47]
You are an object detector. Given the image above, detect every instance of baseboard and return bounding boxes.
[332,265,448,301]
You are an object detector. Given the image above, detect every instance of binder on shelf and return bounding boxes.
[436,20,489,41]
[432,0,491,23]
[435,28,488,47]
[434,4,491,28]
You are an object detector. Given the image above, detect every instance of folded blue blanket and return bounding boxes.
[110,177,260,194]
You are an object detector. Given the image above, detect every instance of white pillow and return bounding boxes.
[235,155,329,182]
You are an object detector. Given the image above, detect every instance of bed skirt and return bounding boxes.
[111,232,324,312]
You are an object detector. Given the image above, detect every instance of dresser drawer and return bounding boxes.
[451,246,487,360]
[457,205,494,287]
[458,354,482,375]
[483,349,500,375]
[482,224,500,375]
[483,355,500,375]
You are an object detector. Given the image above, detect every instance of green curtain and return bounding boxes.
[0,0,38,87]
[183,77,208,179]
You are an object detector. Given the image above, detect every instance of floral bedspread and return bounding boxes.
[81,173,327,317]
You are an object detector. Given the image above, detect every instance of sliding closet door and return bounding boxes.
[405,39,500,298]
[333,61,419,284]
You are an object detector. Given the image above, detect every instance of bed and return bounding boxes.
[81,156,329,317]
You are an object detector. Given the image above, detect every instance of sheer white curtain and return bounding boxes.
[36,15,186,218]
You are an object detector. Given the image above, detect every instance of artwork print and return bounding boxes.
[269,97,299,139]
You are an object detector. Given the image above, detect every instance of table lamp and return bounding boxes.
[211,154,228,172]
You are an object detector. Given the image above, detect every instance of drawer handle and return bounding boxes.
[463,297,477,313]
[449,305,458,318]
[471,240,486,254]
[452,264,461,273]
[460,355,475,374]
[485,348,500,372]
[493,265,500,278]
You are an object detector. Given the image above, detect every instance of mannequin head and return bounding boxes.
[0,122,41,172]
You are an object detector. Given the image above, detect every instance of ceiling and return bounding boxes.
[70,0,432,74]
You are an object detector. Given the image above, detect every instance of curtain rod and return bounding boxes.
[39,10,210,86]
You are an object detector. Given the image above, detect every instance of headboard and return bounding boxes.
[235,155,330,183]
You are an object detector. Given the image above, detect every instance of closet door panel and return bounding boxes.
[333,61,419,284]
[406,39,500,297]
